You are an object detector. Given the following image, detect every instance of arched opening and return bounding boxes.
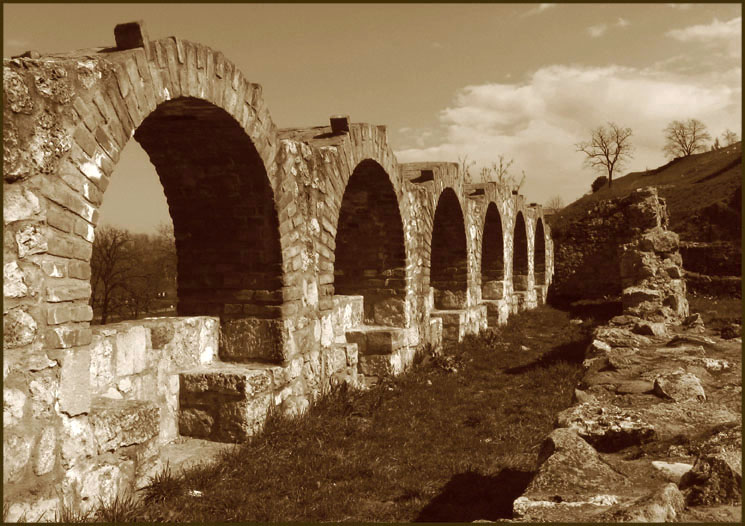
[117,97,282,322]
[513,212,529,291]
[90,140,177,325]
[431,188,468,309]
[534,218,546,286]
[481,203,505,300]
[335,160,407,326]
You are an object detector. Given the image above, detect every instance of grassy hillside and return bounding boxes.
[551,142,742,242]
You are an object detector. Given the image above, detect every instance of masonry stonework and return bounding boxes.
[3,22,553,518]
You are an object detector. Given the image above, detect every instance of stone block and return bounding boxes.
[61,459,135,513]
[59,414,96,469]
[115,325,149,376]
[3,432,31,483]
[4,497,60,523]
[3,307,37,349]
[33,426,57,475]
[345,342,359,367]
[89,398,160,453]
[15,224,47,257]
[179,407,214,439]
[89,333,114,393]
[653,370,706,402]
[4,261,28,298]
[215,393,272,442]
[332,295,364,335]
[482,280,504,300]
[632,320,667,337]
[220,317,285,362]
[434,289,467,309]
[3,387,27,427]
[556,402,655,452]
[180,363,273,401]
[359,353,400,377]
[59,346,91,416]
[373,297,406,327]
[346,327,405,355]
[4,186,40,223]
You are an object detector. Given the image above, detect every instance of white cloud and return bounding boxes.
[523,4,556,17]
[616,17,630,28]
[666,3,694,9]
[587,24,608,38]
[394,63,741,206]
[667,16,741,42]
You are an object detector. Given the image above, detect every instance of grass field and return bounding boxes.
[79,305,588,523]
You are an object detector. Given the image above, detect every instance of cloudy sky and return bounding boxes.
[4,3,741,232]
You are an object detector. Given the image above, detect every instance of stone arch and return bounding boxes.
[33,38,287,357]
[513,211,529,291]
[334,159,407,326]
[431,187,468,309]
[481,202,505,300]
[534,217,547,286]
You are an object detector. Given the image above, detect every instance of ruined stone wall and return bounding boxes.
[3,24,554,518]
[550,187,676,304]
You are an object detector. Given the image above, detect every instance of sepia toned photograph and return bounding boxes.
[3,2,742,523]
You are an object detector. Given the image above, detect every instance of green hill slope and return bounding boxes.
[551,142,742,243]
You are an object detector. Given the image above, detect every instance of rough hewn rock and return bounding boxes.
[4,261,28,298]
[653,369,706,402]
[651,461,692,484]
[89,398,160,453]
[513,428,627,521]
[556,402,656,452]
[3,307,37,349]
[4,433,32,483]
[599,483,684,522]
[680,451,742,505]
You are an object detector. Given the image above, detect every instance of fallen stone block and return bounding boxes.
[599,483,684,522]
[556,402,655,452]
[593,326,651,348]
[513,428,627,522]
[653,369,706,402]
[651,461,693,484]
[680,451,742,505]
[632,320,667,337]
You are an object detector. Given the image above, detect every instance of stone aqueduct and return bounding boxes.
[3,23,553,514]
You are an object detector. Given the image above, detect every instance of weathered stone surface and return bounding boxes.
[373,297,406,327]
[15,224,47,257]
[4,261,28,298]
[481,280,503,300]
[180,364,272,400]
[62,460,134,513]
[220,317,285,362]
[59,414,96,469]
[593,326,651,348]
[599,483,685,522]
[3,307,37,349]
[346,327,405,355]
[59,346,91,416]
[639,227,679,253]
[653,369,706,402]
[115,325,148,376]
[3,69,34,113]
[89,398,160,453]
[434,289,467,309]
[556,402,655,452]
[33,426,57,475]
[4,432,32,483]
[680,451,742,505]
[633,320,667,337]
[3,387,27,427]
[179,407,215,438]
[684,312,705,333]
[4,497,60,523]
[3,185,41,225]
[651,461,693,484]
[513,428,626,521]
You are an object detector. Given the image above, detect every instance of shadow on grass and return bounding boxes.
[505,336,591,375]
[414,469,534,522]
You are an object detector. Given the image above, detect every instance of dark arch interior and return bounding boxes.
[334,160,407,326]
[431,188,468,309]
[513,212,529,291]
[134,97,282,319]
[481,203,505,300]
[534,218,546,285]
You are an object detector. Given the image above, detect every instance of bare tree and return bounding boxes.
[90,226,134,324]
[545,195,565,209]
[721,129,739,146]
[458,154,476,184]
[476,154,525,192]
[575,122,634,188]
[662,119,711,158]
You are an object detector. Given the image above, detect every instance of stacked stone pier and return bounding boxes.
[3,21,553,518]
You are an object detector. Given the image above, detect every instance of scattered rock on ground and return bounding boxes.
[651,460,693,484]
[556,402,656,452]
[598,483,685,522]
[653,369,706,402]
